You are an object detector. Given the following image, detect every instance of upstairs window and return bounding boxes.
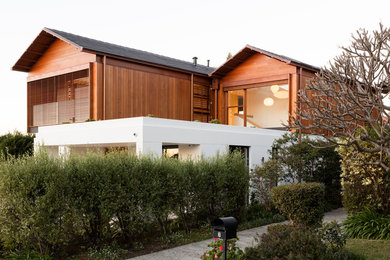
[28,69,89,127]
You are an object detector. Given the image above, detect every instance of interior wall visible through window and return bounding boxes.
[226,83,289,128]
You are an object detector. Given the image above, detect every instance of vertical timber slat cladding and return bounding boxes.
[28,39,96,81]
[103,62,204,121]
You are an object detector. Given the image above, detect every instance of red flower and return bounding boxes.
[219,246,223,250]
[214,238,218,241]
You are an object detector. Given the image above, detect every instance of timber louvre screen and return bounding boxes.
[28,69,89,127]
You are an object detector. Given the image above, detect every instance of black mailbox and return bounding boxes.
[211,216,238,240]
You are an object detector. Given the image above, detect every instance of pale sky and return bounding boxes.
[1,0,389,135]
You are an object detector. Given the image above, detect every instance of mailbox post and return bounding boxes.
[211,217,238,260]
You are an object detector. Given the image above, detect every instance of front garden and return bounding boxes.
[1,130,389,259]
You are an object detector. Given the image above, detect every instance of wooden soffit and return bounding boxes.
[12,28,83,72]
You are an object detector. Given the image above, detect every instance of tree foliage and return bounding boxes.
[251,159,281,211]
[337,129,390,214]
[261,132,343,208]
[0,131,34,160]
[290,24,390,172]
[289,24,390,214]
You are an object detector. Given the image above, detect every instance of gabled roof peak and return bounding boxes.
[210,45,320,78]
[13,28,215,75]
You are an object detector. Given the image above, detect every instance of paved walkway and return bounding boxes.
[129,208,347,260]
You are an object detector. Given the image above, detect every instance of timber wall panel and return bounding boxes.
[104,64,193,121]
[220,54,296,85]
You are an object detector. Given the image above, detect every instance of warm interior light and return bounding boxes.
[264,97,274,106]
[274,91,289,99]
[270,85,279,94]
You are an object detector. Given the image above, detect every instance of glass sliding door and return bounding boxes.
[247,84,289,128]
[226,83,289,128]
[227,90,245,126]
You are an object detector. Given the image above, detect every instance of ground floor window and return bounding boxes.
[162,145,179,158]
[229,145,249,167]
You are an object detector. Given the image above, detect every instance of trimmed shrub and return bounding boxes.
[271,182,325,227]
[343,209,390,239]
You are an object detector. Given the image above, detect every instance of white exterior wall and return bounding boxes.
[35,117,286,169]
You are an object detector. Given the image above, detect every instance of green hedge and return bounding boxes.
[0,151,249,255]
[271,182,325,227]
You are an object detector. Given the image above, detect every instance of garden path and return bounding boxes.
[128,208,347,260]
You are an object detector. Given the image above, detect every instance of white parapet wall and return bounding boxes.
[35,117,286,169]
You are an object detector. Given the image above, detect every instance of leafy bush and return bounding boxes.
[201,238,244,260]
[271,182,325,227]
[245,224,328,259]
[337,132,390,214]
[250,159,281,211]
[318,221,347,252]
[0,131,34,160]
[245,224,359,260]
[343,209,390,239]
[87,244,126,260]
[209,119,221,124]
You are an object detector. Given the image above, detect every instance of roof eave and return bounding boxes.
[43,28,83,51]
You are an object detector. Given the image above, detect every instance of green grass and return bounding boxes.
[346,239,390,260]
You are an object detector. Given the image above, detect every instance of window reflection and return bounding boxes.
[227,84,289,128]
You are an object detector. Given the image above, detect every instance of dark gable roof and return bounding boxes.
[210,44,320,78]
[13,28,215,75]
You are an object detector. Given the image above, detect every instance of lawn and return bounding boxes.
[346,239,390,260]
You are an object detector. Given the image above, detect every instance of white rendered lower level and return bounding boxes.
[34,117,286,169]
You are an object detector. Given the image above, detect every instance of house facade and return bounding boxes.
[13,28,319,168]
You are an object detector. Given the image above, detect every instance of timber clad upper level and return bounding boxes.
[12,28,320,131]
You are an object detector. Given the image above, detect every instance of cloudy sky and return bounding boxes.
[1,0,389,135]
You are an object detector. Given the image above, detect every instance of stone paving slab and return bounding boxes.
[129,208,347,260]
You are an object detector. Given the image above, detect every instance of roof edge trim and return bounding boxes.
[43,27,83,50]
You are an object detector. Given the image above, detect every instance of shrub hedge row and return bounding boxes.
[0,151,249,255]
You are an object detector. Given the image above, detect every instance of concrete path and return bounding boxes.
[129,208,347,260]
